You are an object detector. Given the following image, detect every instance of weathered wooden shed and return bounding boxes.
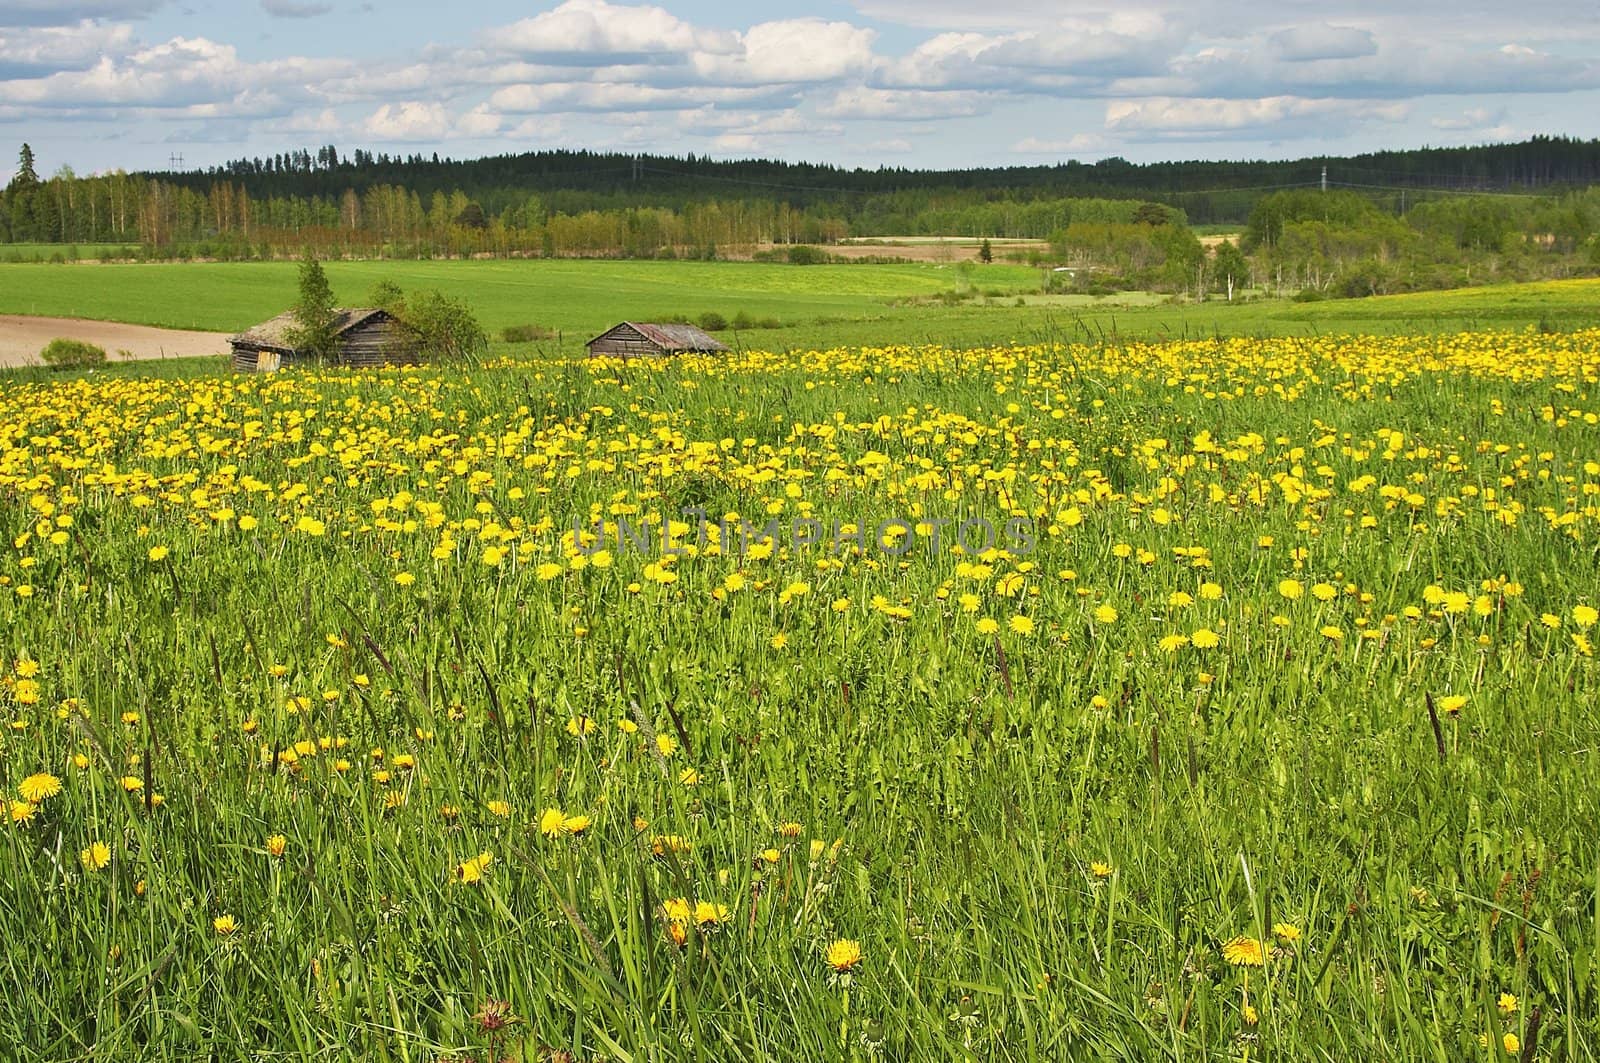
[230,308,419,372]
[585,322,729,358]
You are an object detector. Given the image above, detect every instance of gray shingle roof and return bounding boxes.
[587,322,729,352]
[230,308,388,352]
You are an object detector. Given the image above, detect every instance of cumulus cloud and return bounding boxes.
[688,19,876,84]
[0,35,348,112]
[496,0,735,64]
[877,16,1183,91]
[1011,133,1111,154]
[0,20,133,77]
[488,80,789,114]
[361,100,508,142]
[5,0,1599,170]
[1268,24,1378,62]
[363,100,450,141]
[1106,95,1409,139]
[817,86,988,120]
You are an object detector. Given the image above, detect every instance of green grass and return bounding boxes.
[1,329,1597,1059]
[3,261,1599,359]
[0,242,137,262]
[0,259,1035,336]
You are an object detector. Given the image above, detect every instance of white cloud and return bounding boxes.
[360,101,509,142]
[0,19,133,75]
[363,100,450,141]
[817,86,988,120]
[0,35,348,112]
[259,106,343,135]
[496,0,735,64]
[689,19,876,84]
[1106,95,1410,137]
[457,103,501,137]
[1268,24,1378,62]
[488,80,787,113]
[1011,133,1111,154]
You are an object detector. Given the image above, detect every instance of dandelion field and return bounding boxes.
[2,329,1599,1060]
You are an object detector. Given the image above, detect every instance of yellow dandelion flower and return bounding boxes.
[1221,936,1266,967]
[456,851,494,884]
[18,772,61,803]
[539,807,569,838]
[825,939,863,973]
[694,901,729,927]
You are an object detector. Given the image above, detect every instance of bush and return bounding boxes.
[697,311,728,332]
[406,290,488,361]
[785,244,828,265]
[39,338,107,370]
[502,323,555,343]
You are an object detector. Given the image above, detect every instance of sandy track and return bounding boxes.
[0,315,233,369]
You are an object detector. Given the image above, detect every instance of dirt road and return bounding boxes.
[0,315,232,370]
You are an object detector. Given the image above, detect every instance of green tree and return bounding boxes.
[287,249,339,361]
[367,278,406,315]
[406,290,486,361]
[978,238,993,263]
[8,143,40,193]
[1212,239,1249,301]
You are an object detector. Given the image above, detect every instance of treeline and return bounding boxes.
[1235,187,1600,297]
[0,144,1175,257]
[1046,187,1600,301]
[167,137,1600,223]
[9,135,1600,250]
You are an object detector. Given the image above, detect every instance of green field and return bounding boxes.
[3,260,1600,360]
[2,327,1597,1058]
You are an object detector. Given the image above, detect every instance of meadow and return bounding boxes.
[2,322,1598,1060]
[3,260,1600,360]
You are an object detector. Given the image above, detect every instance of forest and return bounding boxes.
[4,138,1600,299]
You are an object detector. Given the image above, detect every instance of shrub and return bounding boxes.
[785,245,828,265]
[697,311,728,332]
[406,290,488,361]
[39,338,107,370]
[501,323,555,343]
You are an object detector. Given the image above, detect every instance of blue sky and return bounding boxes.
[2,0,1598,183]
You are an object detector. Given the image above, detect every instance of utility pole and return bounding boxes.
[632,155,640,183]
[169,153,184,171]
[1320,164,1327,192]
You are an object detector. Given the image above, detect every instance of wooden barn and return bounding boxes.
[230,308,419,372]
[585,322,729,359]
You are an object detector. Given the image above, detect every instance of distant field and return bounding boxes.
[1,260,1598,360]
[0,258,1037,337]
[0,242,136,262]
